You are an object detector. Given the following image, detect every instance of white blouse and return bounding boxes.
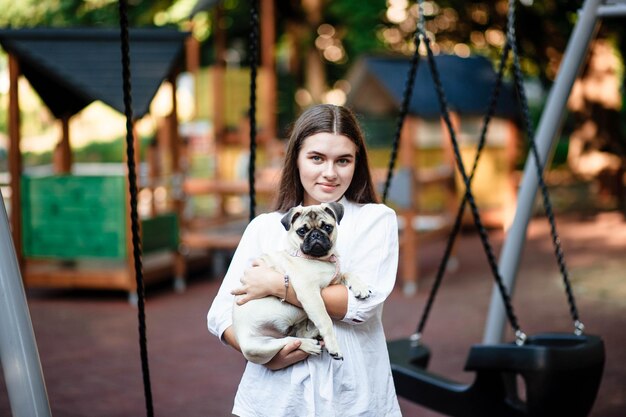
[207,198,402,417]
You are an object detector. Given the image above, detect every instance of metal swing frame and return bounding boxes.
[484,0,626,344]
[387,0,622,416]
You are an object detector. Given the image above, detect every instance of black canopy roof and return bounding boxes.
[347,55,519,119]
[0,28,188,119]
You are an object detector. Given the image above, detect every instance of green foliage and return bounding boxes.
[327,1,386,53]
[22,151,53,168]
[71,137,126,163]
[324,1,387,82]
[0,0,176,28]
[21,136,153,169]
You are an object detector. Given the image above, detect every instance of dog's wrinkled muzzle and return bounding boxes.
[301,230,331,257]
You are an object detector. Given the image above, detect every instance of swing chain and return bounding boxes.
[422,33,525,338]
[383,2,525,339]
[118,1,154,415]
[507,0,584,334]
[247,0,260,222]
[417,0,426,37]
[416,40,512,338]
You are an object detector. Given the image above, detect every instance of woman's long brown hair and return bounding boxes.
[274,104,378,212]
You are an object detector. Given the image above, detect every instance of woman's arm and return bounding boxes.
[232,260,349,320]
[222,325,310,370]
[339,205,399,325]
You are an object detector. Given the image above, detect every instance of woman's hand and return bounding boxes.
[231,258,282,305]
[264,340,310,371]
[223,326,310,371]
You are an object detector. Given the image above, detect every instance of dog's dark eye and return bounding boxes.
[322,224,333,233]
[296,227,308,237]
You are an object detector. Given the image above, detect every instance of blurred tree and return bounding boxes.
[0,0,620,89]
[0,1,597,90]
[0,0,176,28]
[380,1,625,90]
[380,1,625,170]
[2,0,623,127]
[379,0,583,86]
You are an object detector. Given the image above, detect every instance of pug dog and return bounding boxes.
[232,202,371,364]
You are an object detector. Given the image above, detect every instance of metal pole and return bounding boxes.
[0,190,51,417]
[483,0,604,344]
[598,2,626,18]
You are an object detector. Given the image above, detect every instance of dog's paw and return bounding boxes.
[348,283,372,299]
[329,351,344,361]
[343,273,371,299]
[298,338,322,356]
[323,339,343,360]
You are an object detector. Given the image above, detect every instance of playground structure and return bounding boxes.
[177,0,284,277]
[0,28,189,302]
[346,54,520,295]
[178,67,280,278]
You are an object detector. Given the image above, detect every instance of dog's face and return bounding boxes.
[281,202,344,258]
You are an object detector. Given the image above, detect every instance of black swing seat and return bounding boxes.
[388,333,605,417]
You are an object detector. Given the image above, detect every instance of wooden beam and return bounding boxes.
[440,112,460,219]
[7,54,23,269]
[503,119,520,231]
[185,35,200,75]
[185,35,201,121]
[260,0,277,141]
[168,75,181,174]
[213,5,226,142]
[302,0,325,103]
[54,116,72,174]
[398,117,418,296]
[168,73,185,225]
[165,73,187,288]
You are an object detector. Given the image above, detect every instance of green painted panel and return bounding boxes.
[141,212,179,254]
[21,175,126,259]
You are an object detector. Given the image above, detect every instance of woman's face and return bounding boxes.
[297,132,357,206]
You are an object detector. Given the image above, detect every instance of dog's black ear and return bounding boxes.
[324,202,344,225]
[280,207,302,231]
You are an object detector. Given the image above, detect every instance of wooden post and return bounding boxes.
[503,119,520,231]
[185,35,200,120]
[7,54,23,270]
[146,137,160,217]
[399,116,418,296]
[260,0,277,142]
[168,73,185,220]
[302,0,325,103]
[167,73,187,291]
[213,4,227,217]
[439,113,459,271]
[168,74,181,177]
[213,5,226,143]
[54,116,72,174]
[441,112,460,221]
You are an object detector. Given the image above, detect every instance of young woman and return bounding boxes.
[207,104,402,416]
